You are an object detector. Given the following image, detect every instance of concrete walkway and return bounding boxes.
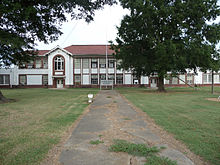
[59,90,195,165]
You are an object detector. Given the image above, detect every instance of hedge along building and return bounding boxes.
[0,45,220,88]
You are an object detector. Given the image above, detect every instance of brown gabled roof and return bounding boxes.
[36,50,50,56]
[64,45,115,55]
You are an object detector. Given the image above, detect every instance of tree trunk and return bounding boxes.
[211,70,214,94]
[158,75,166,92]
[0,90,8,102]
[0,90,12,103]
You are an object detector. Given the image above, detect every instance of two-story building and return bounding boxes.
[0,45,220,88]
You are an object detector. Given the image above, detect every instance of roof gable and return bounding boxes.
[45,45,72,56]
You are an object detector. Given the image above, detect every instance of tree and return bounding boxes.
[0,0,116,102]
[112,0,220,92]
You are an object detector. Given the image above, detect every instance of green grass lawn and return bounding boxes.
[117,87,220,165]
[0,88,97,165]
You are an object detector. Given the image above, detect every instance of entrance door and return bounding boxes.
[150,78,157,88]
[57,79,63,88]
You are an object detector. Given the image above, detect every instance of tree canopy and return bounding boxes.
[112,0,220,91]
[0,0,116,66]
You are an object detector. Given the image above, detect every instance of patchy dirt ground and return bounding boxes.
[41,90,208,165]
[206,98,220,102]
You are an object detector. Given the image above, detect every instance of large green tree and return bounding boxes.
[112,0,220,91]
[0,0,115,102]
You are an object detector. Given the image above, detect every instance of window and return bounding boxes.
[74,75,81,85]
[116,74,123,84]
[100,59,106,68]
[54,56,64,71]
[108,74,115,83]
[187,74,194,84]
[42,75,48,85]
[165,75,171,84]
[108,59,115,68]
[172,77,178,84]
[35,58,42,68]
[82,59,89,69]
[74,59,81,69]
[208,74,212,83]
[43,57,48,69]
[91,59,98,68]
[19,75,26,85]
[179,74,186,84]
[27,60,34,69]
[91,75,98,84]
[100,74,106,82]
[214,74,220,83]
[0,75,9,85]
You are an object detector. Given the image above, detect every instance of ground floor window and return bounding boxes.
[19,75,26,85]
[100,74,106,82]
[203,73,211,84]
[116,74,123,84]
[42,75,48,85]
[91,75,98,84]
[187,74,194,84]
[172,77,178,84]
[74,75,81,85]
[0,75,10,85]
[108,74,115,83]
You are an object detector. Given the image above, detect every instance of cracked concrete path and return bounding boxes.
[59,90,197,165]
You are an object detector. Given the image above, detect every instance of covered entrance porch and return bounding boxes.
[52,76,65,88]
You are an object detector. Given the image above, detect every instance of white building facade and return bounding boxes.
[1,45,220,88]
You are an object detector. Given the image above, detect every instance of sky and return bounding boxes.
[36,2,220,50]
[36,4,129,50]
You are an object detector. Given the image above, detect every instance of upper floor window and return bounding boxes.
[54,56,64,71]
[91,59,98,68]
[82,58,89,69]
[74,59,81,69]
[108,59,115,68]
[35,58,42,69]
[100,59,106,68]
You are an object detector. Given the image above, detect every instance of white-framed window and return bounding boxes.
[19,75,26,85]
[100,59,106,68]
[172,77,178,84]
[74,75,81,85]
[54,56,64,71]
[0,75,10,85]
[187,74,194,84]
[203,74,211,84]
[100,74,106,81]
[108,59,115,68]
[91,59,98,68]
[91,75,98,84]
[35,58,42,68]
[43,57,48,69]
[108,74,115,83]
[116,74,123,84]
[82,59,89,69]
[74,59,81,69]
[42,75,48,85]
